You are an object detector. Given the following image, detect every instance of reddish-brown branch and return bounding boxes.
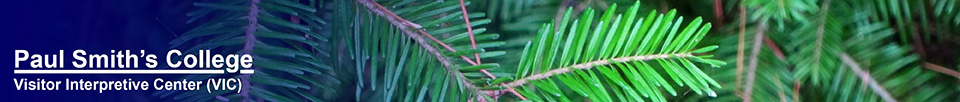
[763,36,786,60]
[713,0,724,26]
[458,0,481,64]
[457,0,526,100]
[923,62,960,79]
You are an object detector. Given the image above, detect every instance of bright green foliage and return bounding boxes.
[157,0,336,101]
[511,2,725,102]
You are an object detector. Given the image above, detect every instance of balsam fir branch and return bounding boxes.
[357,0,530,100]
[506,2,725,101]
[356,0,478,90]
[501,53,695,88]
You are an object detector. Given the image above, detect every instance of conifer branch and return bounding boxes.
[810,0,831,87]
[240,0,260,101]
[735,5,746,96]
[499,53,693,88]
[923,62,960,79]
[839,53,897,102]
[356,0,479,90]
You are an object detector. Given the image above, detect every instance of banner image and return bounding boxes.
[3,0,959,102]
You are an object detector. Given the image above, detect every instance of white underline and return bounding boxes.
[13,70,255,74]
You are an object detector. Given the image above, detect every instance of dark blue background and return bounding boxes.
[1,0,206,101]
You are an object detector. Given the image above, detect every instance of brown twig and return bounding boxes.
[839,53,897,102]
[763,37,786,60]
[735,5,745,97]
[500,53,693,88]
[923,62,960,79]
